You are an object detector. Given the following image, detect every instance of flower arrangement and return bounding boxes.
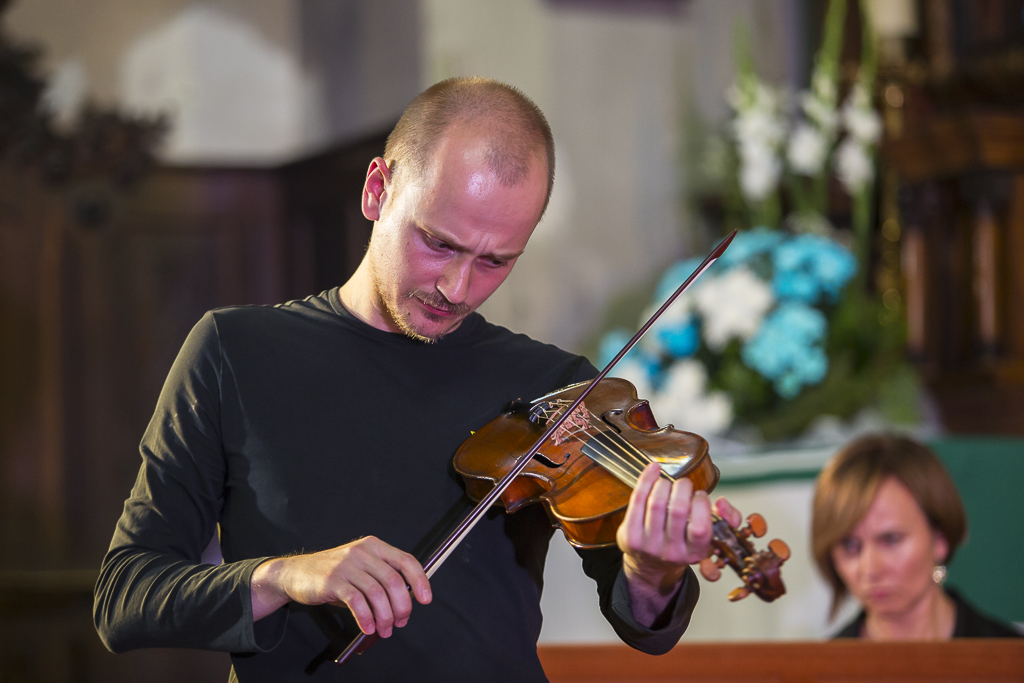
[598,0,917,445]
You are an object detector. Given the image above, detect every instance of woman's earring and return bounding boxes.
[932,565,947,584]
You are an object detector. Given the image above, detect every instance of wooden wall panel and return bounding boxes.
[886,113,1024,434]
[0,130,386,680]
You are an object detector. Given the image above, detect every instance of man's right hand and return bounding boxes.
[250,536,431,638]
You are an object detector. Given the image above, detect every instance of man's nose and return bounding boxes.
[437,256,472,304]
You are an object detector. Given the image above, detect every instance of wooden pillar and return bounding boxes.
[1003,175,1024,382]
[971,200,1000,359]
[36,190,69,565]
[902,224,928,359]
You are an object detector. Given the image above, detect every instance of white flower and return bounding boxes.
[841,83,882,144]
[727,80,781,116]
[845,81,872,109]
[734,110,786,149]
[810,70,837,106]
[729,77,786,202]
[835,138,874,193]
[610,358,654,401]
[799,70,839,132]
[843,106,882,145]
[801,95,839,135]
[787,122,829,175]
[738,142,782,201]
[693,266,775,352]
[651,361,733,436]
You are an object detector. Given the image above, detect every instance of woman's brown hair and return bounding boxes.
[811,434,967,618]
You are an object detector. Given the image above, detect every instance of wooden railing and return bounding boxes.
[539,641,1024,683]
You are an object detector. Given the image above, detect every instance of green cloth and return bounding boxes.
[931,436,1024,625]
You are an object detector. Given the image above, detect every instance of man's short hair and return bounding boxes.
[383,77,555,215]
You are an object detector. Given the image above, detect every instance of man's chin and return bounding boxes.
[402,312,465,343]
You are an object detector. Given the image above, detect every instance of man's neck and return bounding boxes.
[338,265,390,332]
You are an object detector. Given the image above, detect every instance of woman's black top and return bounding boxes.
[834,588,1022,638]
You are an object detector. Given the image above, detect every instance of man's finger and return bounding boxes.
[350,571,398,638]
[643,474,673,547]
[713,496,742,529]
[685,490,712,554]
[621,463,660,547]
[665,477,695,548]
[389,552,431,606]
[332,585,375,635]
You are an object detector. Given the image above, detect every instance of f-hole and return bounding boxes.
[532,452,566,468]
[601,408,624,433]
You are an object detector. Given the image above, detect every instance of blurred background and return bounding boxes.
[1,0,1022,680]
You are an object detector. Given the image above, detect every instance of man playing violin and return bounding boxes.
[95,77,741,682]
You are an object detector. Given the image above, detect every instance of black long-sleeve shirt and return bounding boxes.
[94,289,699,682]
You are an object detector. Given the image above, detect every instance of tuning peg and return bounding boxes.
[699,557,722,582]
[768,538,791,562]
[740,513,767,539]
[727,586,751,602]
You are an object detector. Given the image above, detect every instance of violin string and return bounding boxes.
[552,411,737,539]
[582,434,644,486]
[542,405,746,560]
[556,414,644,470]
[553,425,641,485]
[552,406,695,488]
[590,420,656,469]
[587,429,648,480]
[556,416,651,486]
[563,422,736,541]
[583,412,662,474]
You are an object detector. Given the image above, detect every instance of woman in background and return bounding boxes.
[811,434,1020,639]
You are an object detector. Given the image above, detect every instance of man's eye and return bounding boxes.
[485,258,509,269]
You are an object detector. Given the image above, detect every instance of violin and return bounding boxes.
[454,377,789,602]
[336,230,788,665]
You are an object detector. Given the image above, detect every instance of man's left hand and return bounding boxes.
[617,462,742,628]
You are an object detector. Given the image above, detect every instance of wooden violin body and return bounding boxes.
[454,378,717,548]
[453,377,788,602]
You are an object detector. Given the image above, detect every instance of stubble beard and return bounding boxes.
[371,272,471,344]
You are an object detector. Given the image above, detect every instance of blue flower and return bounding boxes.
[598,328,660,377]
[811,243,857,298]
[771,234,856,304]
[716,226,785,269]
[656,321,700,358]
[613,229,852,407]
[772,269,818,303]
[776,373,802,399]
[741,302,829,397]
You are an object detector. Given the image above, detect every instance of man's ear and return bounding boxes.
[362,157,390,221]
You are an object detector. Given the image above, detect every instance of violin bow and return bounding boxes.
[336,229,737,665]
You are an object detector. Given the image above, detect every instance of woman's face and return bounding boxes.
[831,477,949,619]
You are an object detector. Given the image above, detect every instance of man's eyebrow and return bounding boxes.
[420,226,524,261]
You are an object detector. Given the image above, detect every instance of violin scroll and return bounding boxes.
[699,513,788,603]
